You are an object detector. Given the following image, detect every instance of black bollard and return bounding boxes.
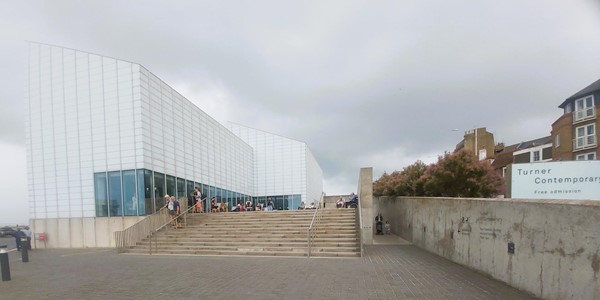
[0,245,10,281]
[20,238,29,263]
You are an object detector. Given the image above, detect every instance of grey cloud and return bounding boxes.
[1,0,600,195]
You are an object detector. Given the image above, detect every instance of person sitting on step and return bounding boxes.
[211,198,219,213]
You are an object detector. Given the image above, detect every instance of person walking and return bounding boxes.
[22,226,32,250]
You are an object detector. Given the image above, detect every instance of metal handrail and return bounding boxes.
[114,207,170,252]
[114,197,191,253]
[306,192,325,258]
[149,204,195,255]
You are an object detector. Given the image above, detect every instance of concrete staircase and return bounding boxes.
[122,208,360,258]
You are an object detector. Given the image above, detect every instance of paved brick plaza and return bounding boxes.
[0,237,537,300]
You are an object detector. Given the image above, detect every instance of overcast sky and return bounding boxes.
[1,1,599,224]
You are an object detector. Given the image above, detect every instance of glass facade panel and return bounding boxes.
[177,178,187,206]
[153,172,165,213]
[136,170,146,215]
[122,170,137,216]
[216,187,222,203]
[94,173,108,217]
[108,171,123,216]
[210,186,216,202]
[144,169,153,214]
[186,180,194,210]
[166,175,176,200]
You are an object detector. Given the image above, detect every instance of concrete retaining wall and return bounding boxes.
[374,196,600,300]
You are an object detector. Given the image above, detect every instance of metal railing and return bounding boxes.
[114,207,170,252]
[148,204,194,255]
[306,193,325,258]
[572,107,596,123]
[573,135,597,151]
[114,197,191,253]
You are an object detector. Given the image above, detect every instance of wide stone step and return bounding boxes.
[193,212,355,219]
[156,232,358,239]
[191,217,356,223]
[144,240,358,246]
[130,245,360,253]
[145,236,359,243]
[122,248,360,258]
[123,248,309,257]
[186,226,355,231]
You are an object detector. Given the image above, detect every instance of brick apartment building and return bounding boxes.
[552,78,600,161]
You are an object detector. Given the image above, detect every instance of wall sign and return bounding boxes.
[510,161,600,200]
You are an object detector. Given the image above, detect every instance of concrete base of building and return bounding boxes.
[30,216,144,248]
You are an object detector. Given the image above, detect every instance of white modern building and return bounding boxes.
[25,42,323,248]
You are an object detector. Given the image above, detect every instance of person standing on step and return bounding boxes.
[167,196,176,225]
[193,186,202,213]
[267,197,274,211]
[171,196,182,228]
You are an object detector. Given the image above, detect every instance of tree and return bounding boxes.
[373,161,427,196]
[374,150,504,198]
[417,150,504,197]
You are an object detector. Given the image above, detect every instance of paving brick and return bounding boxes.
[0,237,537,299]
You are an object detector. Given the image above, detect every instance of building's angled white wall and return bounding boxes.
[227,122,323,205]
[305,147,324,204]
[26,44,142,219]
[139,67,253,193]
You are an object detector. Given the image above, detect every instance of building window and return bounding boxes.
[94,173,108,217]
[573,95,596,123]
[137,169,152,215]
[108,171,123,217]
[122,170,137,216]
[166,175,176,200]
[574,124,596,150]
[576,152,596,161]
[555,135,560,148]
[153,172,165,213]
[532,150,541,162]
[542,146,552,160]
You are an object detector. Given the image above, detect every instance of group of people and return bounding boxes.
[297,201,317,210]
[164,195,182,228]
[375,212,391,235]
[335,192,358,208]
[230,197,276,212]
[231,200,255,212]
